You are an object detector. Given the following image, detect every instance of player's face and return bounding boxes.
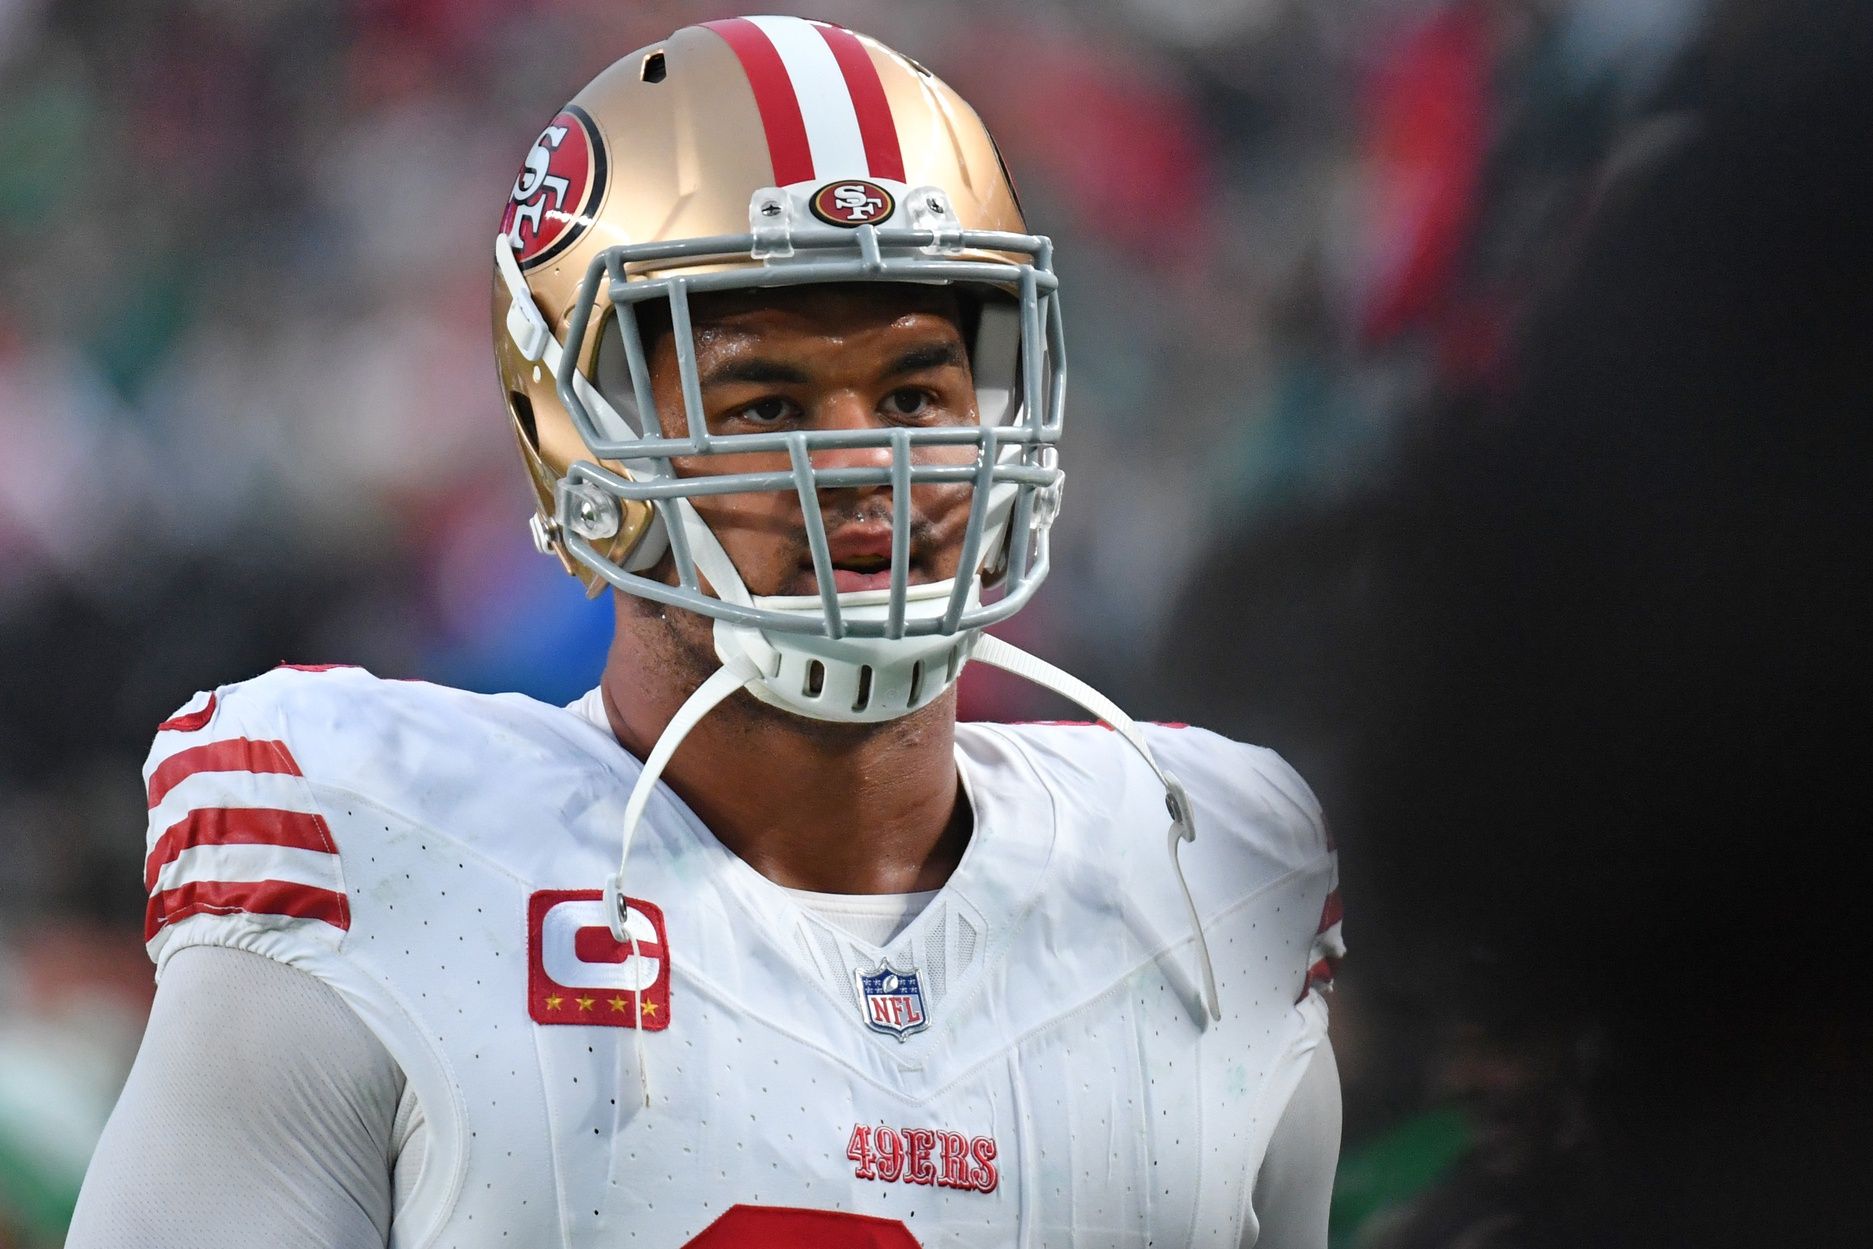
[643,284,980,598]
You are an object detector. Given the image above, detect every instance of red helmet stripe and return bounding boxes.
[703,18,815,186]
[815,24,906,182]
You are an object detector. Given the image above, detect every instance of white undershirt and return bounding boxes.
[781,884,939,945]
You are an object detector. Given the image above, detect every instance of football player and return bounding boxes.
[68,17,1343,1248]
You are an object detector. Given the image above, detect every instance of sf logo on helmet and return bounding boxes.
[810,180,896,227]
[501,106,609,269]
[510,128,570,235]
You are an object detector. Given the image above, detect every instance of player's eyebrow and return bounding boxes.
[699,358,813,387]
[882,341,965,377]
[700,341,963,389]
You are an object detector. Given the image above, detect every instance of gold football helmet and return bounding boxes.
[492,15,1062,725]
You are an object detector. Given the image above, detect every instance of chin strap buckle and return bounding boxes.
[1034,475,1065,533]
[1164,776,1193,842]
[495,235,554,364]
[606,872,631,943]
[1032,448,1064,533]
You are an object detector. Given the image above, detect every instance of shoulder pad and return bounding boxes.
[997,721,1344,998]
[140,666,365,973]
[1144,726,1343,996]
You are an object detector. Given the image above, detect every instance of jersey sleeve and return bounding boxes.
[1244,743,1344,1001]
[140,677,353,976]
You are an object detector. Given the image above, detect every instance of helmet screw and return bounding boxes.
[563,482,623,539]
[760,201,782,217]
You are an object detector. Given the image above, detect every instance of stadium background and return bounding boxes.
[2,0,1866,1244]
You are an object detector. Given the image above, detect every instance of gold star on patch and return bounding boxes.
[576,996,595,1011]
[544,995,564,1011]
[609,996,628,1012]
[639,1000,659,1017]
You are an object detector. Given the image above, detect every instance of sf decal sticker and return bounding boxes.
[810,179,895,227]
[502,105,608,269]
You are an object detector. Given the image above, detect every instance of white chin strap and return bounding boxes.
[970,635,1221,1025]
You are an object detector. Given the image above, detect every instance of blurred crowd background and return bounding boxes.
[2,0,1867,1244]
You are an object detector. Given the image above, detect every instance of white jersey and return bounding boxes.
[134,664,1343,1248]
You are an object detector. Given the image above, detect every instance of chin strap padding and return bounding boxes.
[970,633,1222,1025]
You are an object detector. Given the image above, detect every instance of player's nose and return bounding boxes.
[807,392,895,477]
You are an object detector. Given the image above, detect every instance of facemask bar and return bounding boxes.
[548,222,1066,642]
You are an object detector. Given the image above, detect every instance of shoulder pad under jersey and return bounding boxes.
[140,665,364,974]
[974,720,1344,998]
[141,664,626,976]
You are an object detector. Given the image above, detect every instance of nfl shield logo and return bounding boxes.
[856,961,929,1040]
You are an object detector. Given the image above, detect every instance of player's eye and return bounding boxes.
[733,397,800,426]
[882,388,932,418]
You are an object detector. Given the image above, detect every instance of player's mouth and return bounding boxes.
[793,524,929,595]
[826,553,896,593]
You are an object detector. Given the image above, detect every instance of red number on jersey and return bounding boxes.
[682,1204,920,1247]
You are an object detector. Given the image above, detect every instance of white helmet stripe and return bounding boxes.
[742,16,871,182]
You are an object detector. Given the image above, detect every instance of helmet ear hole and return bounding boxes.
[509,390,539,447]
[641,50,667,83]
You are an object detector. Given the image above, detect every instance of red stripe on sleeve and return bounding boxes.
[155,693,218,733]
[1317,889,1344,934]
[144,808,339,892]
[703,18,815,185]
[1297,956,1340,1000]
[815,24,905,182]
[144,879,351,942]
[146,739,303,809]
